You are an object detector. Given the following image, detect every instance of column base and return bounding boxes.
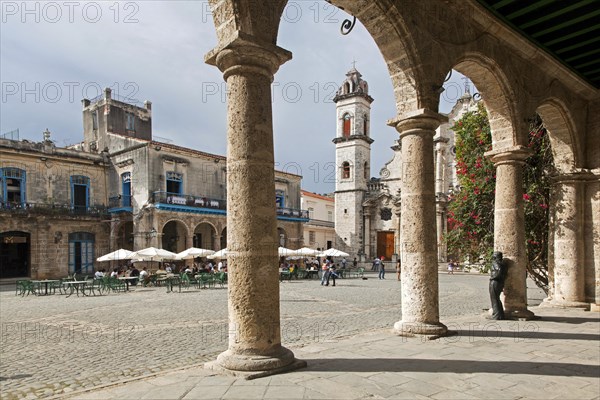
[540,298,590,310]
[393,320,448,340]
[204,347,306,380]
[504,307,539,320]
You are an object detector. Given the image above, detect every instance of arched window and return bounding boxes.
[342,162,351,179]
[363,115,368,136]
[344,82,350,94]
[342,113,351,137]
[364,162,369,179]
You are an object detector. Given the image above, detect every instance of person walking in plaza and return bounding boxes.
[396,259,401,281]
[325,265,339,286]
[448,259,454,274]
[372,256,380,271]
[320,260,330,286]
[378,257,385,279]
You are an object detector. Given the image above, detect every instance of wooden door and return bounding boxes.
[376,231,395,260]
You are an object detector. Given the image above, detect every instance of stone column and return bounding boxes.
[364,211,371,258]
[543,173,588,308]
[389,109,448,338]
[436,204,447,262]
[434,138,448,194]
[487,146,535,320]
[205,37,305,375]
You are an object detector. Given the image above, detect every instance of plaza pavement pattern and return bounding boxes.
[0,272,598,399]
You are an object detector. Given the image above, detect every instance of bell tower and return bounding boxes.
[333,66,374,257]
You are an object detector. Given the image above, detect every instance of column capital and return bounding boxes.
[387,109,448,137]
[205,31,292,80]
[484,145,531,166]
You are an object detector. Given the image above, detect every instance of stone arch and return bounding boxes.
[536,98,580,173]
[161,219,189,253]
[450,53,523,149]
[193,221,218,250]
[332,0,425,113]
[220,227,227,249]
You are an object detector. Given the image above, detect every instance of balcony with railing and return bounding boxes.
[108,195,133,213]
[276,206,310,221]
[0,201,108,217]
[151,191,226,215]
[150,191,309,221]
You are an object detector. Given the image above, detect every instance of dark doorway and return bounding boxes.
[0,231,30,278]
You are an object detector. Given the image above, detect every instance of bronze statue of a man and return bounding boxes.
[489,251,507,320]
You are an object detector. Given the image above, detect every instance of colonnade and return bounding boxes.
[200,0,596,377]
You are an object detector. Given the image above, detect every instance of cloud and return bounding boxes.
[1,1,471,193]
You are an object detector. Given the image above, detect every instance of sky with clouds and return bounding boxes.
[1,1,472,194]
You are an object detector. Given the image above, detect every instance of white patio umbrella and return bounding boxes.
[207,248,228,259]
[278,247,296,257]
[96,248,134,262]
[290,247,321,257]
[318,248,350,258]
[176,247,215,260]
[127,247,178,262]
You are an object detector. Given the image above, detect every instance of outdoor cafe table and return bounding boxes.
[305,269,319,279]
[118,276,139,291]
[63,281,88,297]
[31,280,60,296]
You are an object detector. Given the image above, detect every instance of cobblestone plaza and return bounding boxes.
[0,272,555,399]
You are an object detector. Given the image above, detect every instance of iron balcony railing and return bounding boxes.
[108,195,133,209]
[277,206,310,220]
[151,191,309,219]
[0,201,108,217]
[151,191,227,211]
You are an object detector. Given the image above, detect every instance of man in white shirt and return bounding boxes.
[94,269,104,279]
[139,267,149,286]
[218,261,223,272]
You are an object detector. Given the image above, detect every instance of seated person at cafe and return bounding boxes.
[130,265,140,285]
[184,266,192,274]
[94,269,105,279]
[110,268,119,278]
[165,263,173,274]
[139,267,149,286]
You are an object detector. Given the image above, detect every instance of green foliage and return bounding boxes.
[445,104,552,292]
[445,104,495,270]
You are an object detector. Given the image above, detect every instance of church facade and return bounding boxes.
[333,68,475,262]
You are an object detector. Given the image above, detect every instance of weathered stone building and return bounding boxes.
[0,88,308,279]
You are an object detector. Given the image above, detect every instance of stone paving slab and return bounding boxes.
[63,307,599,400]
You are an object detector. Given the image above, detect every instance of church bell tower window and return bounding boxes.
[343,113,351,137]
[342,162,351,179]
